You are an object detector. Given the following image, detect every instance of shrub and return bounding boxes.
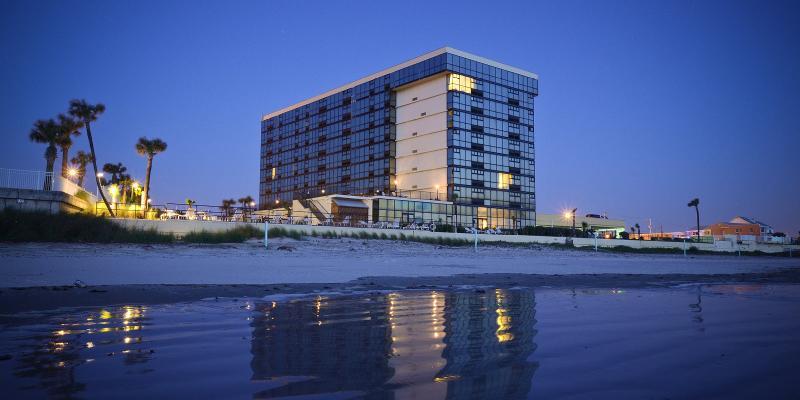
[0,209,173,243]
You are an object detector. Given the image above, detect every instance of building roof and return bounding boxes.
[730,216,772,227]
[261,47,539,121]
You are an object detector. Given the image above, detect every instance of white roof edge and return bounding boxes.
[261,47,538,121]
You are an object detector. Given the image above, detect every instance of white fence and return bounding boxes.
[0,167,97,203]
[0,168,54,191]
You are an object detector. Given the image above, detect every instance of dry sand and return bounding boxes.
[1,237,799,313]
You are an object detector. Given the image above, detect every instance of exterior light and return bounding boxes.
[393,179,399,185]
[132,182,140,190]
[147,198,152,204]
[67,168,78,178]
[96,172,104,178]
[321,189,326,194]
[563,211,571,219]
[108,185,119,197]
[275,199,280,204]
[249,201,256,207]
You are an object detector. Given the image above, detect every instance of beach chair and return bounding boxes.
[358,220,369,228]
[390,219,400,229]
[337,216,351,227]
[420,223,430,231]
[160,209,178,220]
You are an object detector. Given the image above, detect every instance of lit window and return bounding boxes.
[448,74,476,94]
[498,172,511,189]
[271,167,276,179]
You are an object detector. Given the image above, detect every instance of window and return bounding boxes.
[498,172,511,189]
[448,73,476,94]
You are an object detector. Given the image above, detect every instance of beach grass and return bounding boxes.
[0,209,173,243]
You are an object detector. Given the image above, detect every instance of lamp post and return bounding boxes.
[435,185,440,201]
[95,172,104,199]
[571,208,577,237]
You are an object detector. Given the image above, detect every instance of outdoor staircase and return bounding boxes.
[298,198,329,224]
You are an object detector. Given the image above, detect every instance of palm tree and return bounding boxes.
[221,199,237,218]
[118,174,133,205]
[70,151,92,187]
[135,137,168,209]
[55,114,83,178]
[238,196,255,210]
[238,195,255,218]
[69,99,112,216]
[687,198,700,242]
[28,119,60,190]
[635,223,641,239]
[102,162,127,185]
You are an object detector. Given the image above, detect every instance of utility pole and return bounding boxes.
[571,208,577,237]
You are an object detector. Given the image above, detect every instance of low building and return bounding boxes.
[535,213,625,236]
[729,216,776,242]
[703,222,760,241]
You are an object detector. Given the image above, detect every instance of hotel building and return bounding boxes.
[260,47,538,229]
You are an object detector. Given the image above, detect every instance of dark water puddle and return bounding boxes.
[1,285,799,399]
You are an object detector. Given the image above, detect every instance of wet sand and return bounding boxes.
[2,268,799,314]
[2,284,799,398]
[1,239,798,288]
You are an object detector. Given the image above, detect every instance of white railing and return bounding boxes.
[0,168,53,191]
[0,167,97,203]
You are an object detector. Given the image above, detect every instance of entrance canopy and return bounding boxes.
[332,198,368,209]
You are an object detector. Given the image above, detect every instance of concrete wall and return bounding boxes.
[572,236,797,254]
[0,188,90,214]
[109,218,799,253]
[395,75,448,193]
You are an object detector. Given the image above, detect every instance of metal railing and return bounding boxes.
[0,168,54,191]
[1,167,96,203]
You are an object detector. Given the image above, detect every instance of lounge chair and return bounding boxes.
[160,209,178,220]
[390,219,400,229]
[337,216,351,227]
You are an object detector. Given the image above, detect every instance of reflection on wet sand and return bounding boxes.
[8,305,149,398]
[249,289,539,399]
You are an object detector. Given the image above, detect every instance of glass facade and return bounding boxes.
[261,49,538,229]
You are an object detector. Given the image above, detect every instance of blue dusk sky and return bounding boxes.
[1,0,798,233]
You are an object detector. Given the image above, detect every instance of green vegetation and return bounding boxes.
[183,225,262,243]
[135,137,168,210]
[0,210,172,243]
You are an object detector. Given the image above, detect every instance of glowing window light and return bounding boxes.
[447,74,476,94]
[498,173,511,190]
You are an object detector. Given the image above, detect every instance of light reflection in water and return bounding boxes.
[249,289,538,399]
[5,305,149,398]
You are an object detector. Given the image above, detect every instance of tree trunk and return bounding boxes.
[77,171,85,187]
[44,147,56,191]
[142,156,153,210]
[60,146,70,178]
[121,185,128,205]
[85,122,114,217]
[695,207,700,242]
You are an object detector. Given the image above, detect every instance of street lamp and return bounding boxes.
[67,168,77,178]
[571,208,577,237]
[435,184,440,201]
[95,172,104,198]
